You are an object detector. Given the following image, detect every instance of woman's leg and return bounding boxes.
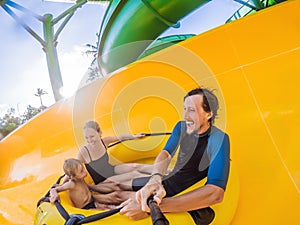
[106,170,150,188]
[114,163,154,175]
[89,181,121,194]
[93,191,135,205]
[90,171,150,193]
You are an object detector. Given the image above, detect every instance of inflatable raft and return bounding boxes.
[35,140,239,225]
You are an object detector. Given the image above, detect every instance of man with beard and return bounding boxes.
[120,87,230,225]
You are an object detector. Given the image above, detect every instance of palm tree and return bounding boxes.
[34,88,47,108]
[84,33,103,82]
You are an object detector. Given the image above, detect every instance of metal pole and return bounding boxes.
[1,0,88,102]
[43,14,64,102]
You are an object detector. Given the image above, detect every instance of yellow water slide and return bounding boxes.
[1,0,300,224]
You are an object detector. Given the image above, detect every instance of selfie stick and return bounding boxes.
[147,196,169,225]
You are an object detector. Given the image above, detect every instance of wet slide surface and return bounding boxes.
[1,0,300,224]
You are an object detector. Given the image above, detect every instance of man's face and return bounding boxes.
[184,94,212,134]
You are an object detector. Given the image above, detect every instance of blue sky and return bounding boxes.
[0,0,241,116]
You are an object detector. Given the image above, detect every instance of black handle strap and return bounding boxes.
[144,132,172,136]
[108,132,172,148]
[55,200,70,221]
[36,174,66,207]
[77,207,121,224]
[54,200,121,225]
[54,197,170,225]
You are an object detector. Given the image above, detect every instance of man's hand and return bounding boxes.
[119,198,148,220]
[136,176,166,212]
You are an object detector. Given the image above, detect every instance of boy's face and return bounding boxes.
[73,164,87,180]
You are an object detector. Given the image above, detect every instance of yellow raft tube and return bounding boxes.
[1,0,300,224]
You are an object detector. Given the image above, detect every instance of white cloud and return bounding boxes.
[0,44,93,115]
[0,104,9,117]
[58,44,93,97]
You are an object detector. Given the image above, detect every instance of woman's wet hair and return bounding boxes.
[184,87,219,124]
[83,120,101,133]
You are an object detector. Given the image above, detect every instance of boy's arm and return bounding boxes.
[49,181,75,203]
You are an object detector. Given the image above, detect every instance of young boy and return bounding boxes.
[50,158,108,209]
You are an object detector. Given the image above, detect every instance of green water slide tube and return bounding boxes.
[97,0,211,75]
[137,34,196,60]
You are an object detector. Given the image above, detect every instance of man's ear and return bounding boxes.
[207,112,213,120]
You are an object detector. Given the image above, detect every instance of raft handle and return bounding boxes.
[108,132,172,148]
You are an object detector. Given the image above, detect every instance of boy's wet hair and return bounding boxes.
[63,158,82,177]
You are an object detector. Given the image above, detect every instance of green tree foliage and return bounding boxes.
[0,108,22,137]
[0,103,47,139]
[21,105,43,122]
[86,64,101,83]
[84,33,103,83]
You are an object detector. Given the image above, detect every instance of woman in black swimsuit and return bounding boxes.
[76,121,156,201]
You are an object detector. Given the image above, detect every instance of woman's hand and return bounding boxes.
[131,132,146,140]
